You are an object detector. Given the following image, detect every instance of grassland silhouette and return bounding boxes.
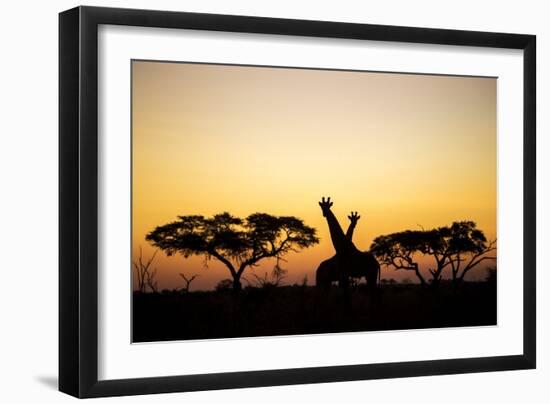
[133,197,497,342]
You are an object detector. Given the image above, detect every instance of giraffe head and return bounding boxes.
[348,211,361,225]
[318,197,334,217]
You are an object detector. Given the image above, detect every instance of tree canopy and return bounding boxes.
[370,230,428,285]
[146,212,319,291]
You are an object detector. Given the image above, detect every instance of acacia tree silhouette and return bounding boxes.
[416,222,496,286]
[370,230,428,286]
[443,221,497,285]
[371,221,496,287]
[146,212,319,291]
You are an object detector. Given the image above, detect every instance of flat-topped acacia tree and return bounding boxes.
[370,230,428,286]
[146,212,319,291]
[370,221,496,287]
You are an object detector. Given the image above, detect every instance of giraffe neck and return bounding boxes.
[346,222,357,241]
[324,209,350,255]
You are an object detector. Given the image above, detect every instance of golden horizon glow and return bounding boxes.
[132,61,497,291]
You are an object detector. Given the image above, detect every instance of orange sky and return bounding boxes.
[132,60,497,291]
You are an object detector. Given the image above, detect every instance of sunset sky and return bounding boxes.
[132,60,496,291]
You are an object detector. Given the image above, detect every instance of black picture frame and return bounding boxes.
[59,5,536,398]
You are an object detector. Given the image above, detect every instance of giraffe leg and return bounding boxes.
[336,255,350,289]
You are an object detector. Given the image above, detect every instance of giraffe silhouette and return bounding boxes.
[316,211,359,287]
[316,197,380,290]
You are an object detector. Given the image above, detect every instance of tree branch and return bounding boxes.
[459,255,497,280]
[208,249,237,277]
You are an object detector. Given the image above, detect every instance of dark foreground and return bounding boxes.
[133,282,496,342]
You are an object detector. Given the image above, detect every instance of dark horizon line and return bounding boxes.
[132,277,496,292]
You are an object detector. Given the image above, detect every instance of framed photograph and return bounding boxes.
[59,6,536,398]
